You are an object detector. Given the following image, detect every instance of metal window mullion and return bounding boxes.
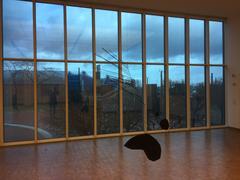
[64,5,69,139]
[118,11,123,135]
[33,0,38,142]
[185,18,191,129]
[222,21,226,65]
[222,22,227,126]
[205,20,211,128]
[164,16,169,122]
[1,58,34,61]
[223,66,226,125]
[92,9,97,137]
[0,0,3,146]
[142,14,147,132]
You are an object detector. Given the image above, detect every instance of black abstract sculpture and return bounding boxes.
[125,119,169,161]
[125,134,161,161]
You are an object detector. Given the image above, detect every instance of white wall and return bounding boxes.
[225,17,240,128]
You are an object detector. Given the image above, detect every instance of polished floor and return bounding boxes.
[1,128,240,180]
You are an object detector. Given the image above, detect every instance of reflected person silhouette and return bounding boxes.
[49,87,58,121]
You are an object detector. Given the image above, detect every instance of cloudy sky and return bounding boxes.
[3,0,224,83]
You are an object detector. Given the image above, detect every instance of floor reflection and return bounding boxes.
[0,128,239,180]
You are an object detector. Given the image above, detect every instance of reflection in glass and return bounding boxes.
[146,15,164,62]
[122,13,142,62]
[37,63,65,139]
[123,65,143,132]
[169,66,186,128]
[190,19,204,64]
[190,66,206,127]
[168,17,185,63]
[67,7,92,60]
[68,63,93,136]
[4,61,34,142]
[210,67,225,125]
[146,65,165,130]
[36,3,64,59]
[209,21,223,64]
[3,0,33,58]
[97,64,119,134]
[96,10,118,61]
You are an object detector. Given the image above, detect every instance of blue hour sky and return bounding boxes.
[3,0,224,83]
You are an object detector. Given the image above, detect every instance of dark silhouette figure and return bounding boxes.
[160,119,169,130]
[81,96,89,113]
[12,93,18,110]
[49,87,58,121]
[125,134,161,161]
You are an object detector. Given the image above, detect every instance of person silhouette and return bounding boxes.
[12,93,18,110]
[49,87,58,121]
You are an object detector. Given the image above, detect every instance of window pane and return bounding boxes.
[190,66,206,127]
[146,15,164,62]
[210,67,225,125]
[209,21,223,64]
[123,65,143,132]
[169,66,186,128]
[37,62,65,139]
[96,10,118,61]
[147,65,165,130]
[36,3,64,59]
[97,64,119,134]
[68,63,93,136]
[168,17,185,63]
[67,7,92,60]
[122,13,142,62]
[190,19,204,64]
[4,61,34,142]
[3,0,33,58]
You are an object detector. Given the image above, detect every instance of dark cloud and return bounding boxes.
[3,0,33,58]
[146,15,164,61]
[67,6,93,60]
[3,1,223,63]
